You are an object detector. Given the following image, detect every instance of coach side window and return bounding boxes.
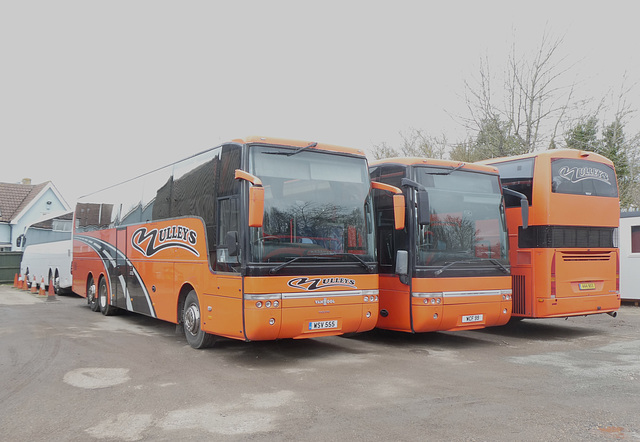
[494,158,534,207]
[215,144,242,272]
[217,197,240,272]
[170,147,221,268]
[371,164,408,273]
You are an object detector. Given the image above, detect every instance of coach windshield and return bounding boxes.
[414,166,509,275]
[248,146,375,271]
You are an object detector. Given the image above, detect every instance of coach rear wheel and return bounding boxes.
[88,276,100,312]
[99,277,118,316]
[183,290,215,349]
[53,270,61,294]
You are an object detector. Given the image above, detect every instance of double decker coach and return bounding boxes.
[73,137,404,348]
[480,149,621,318]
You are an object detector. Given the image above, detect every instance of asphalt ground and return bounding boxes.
[1,284,639,441]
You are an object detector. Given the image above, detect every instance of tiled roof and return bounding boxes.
[0,181,49,223]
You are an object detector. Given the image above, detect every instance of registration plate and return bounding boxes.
[579,282,596,290]
[461,314,483,323]
[309,320,338,330]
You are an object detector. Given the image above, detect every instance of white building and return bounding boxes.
[0,178,71,251]
[619,212,640,301]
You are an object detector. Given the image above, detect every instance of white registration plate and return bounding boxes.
[462,314,483,323]
[308,320,338,330]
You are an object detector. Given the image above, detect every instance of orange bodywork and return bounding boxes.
[73,217,378,341]
[237,136,367,157]
[378,274,512,333]
[508,224,620,318]
[242,276,378,340]
[370,157,500,174]
[371,181,405,230]
[483,149,621,318]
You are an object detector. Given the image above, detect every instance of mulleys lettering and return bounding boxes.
[158,225,197,244]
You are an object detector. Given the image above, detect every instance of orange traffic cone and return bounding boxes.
[30,276,38,293]
[17,274,23,289]
[13,273,18,288]
[38,278,46,297]
[46,279,57,301]
[22,275,30,291]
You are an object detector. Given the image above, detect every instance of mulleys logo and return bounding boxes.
[287,277,357,291]
[131,225,199,258]
[558,166,611,185]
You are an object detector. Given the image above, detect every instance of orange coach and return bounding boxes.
[480,149,621,318]
[369,158,514,333]
[73,137,404,348]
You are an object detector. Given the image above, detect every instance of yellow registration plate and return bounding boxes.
[579,282,596,290]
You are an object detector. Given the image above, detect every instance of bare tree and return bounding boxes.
[398,129,447,159]
[370,141,400,160]
[371,128,447,160]
[625,130,640,210]
[601,75,639,209]
[563,74,640,209]
[460,29,581,159]
[449,138,481,162]
[461,54,499,134]
[506,32,580,151]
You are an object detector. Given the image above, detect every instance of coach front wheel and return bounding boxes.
[183,290,215,349]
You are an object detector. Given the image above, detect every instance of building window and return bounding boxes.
[632,226,640,253]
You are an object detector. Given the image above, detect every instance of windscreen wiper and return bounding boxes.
[329,253,375,273]
[433,258,509,276]
[268,255,329,275]
[262,142,318,156]
[433,260,473,276]
[425,163,465,175]
[268,252,375,275]
[484,258,509,274]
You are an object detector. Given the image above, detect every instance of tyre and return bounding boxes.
[53,270,61,294]
[99,277,118,316]
[183,290,215,349]
[88,276,100,312]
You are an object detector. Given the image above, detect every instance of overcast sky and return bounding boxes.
[2,1,639,206]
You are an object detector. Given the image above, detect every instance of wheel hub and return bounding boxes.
[184,304,200,336]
